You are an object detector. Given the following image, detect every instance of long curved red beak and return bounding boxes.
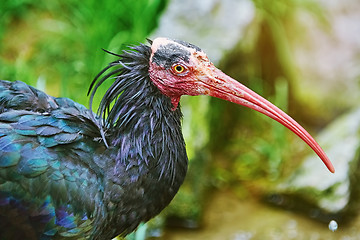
[203,68,335,173]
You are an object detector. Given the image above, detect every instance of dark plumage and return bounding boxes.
[0,38,334,239]
[0,41,186,239]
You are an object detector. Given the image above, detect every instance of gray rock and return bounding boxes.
[294,0,360,109]
[152,0,255,64]
[274,108,360,215]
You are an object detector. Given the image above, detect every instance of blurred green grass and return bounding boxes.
[0,0,167,109]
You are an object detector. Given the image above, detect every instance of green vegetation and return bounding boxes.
[0,0,167,108]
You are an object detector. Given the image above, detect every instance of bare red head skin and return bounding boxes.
[148,37,335,173]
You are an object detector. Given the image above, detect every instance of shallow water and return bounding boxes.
[162,190,360,240]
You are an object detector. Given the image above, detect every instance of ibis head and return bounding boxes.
[148,37,334,173]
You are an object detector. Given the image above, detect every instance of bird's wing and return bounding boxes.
[0,80,106,239]
[0,80,60,113]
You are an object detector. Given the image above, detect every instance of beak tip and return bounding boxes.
[325,161,335,173]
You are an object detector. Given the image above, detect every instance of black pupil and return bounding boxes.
[175,65,183,72]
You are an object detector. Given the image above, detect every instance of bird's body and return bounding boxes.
[0,43,187,239]
[0,38,334,239]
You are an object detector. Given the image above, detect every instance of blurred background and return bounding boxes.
[1,0,360,239]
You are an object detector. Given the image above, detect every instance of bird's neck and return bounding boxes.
[98,81,188,228]
[106,78,188,190]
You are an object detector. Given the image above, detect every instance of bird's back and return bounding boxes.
[0,80,106,239]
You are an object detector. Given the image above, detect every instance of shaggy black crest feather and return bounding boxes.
[88,42,154,146]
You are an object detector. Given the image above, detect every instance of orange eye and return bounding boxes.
[172,64,187,74]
